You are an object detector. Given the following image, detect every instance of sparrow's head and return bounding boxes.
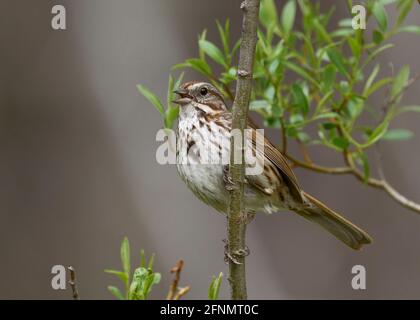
[173,81,227,111]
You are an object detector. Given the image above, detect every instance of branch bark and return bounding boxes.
[227,0,260,300]
[166,259,190,300]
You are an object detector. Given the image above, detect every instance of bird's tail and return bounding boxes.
[295,191,372,250]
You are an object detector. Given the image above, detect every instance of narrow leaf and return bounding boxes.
[282,0,296,35]
[291,83,309,114]
[332,136,350,150]
[327,48,349,77]
[391,65,410,100]
[208,272,223,300]
[121,237,130,279]
[283,61,319,88]
[382,129,414,141]
[397,0,414,26]
[363,64,380,97]
[137,85,165,116]
[199,39,227,68]
[260,0,278,29]
[367,121,389,145]
[397,25,420,35]
[372,2,388,32]
[108,286,124,300]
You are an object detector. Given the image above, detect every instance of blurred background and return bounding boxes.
[0,0,419,299]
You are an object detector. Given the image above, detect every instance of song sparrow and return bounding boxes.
[173,81,372,250]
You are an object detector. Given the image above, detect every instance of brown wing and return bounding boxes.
[247,118,304,203]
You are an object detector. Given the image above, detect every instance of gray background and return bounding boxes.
[0,0,419,299]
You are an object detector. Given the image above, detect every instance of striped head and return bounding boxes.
[173,81,227,112]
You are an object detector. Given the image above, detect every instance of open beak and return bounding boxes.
[173,89,192,106]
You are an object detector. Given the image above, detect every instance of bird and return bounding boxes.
[173,81,372,250]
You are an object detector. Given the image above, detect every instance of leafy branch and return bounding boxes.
[138,0,420,214]
[105,238,223,300]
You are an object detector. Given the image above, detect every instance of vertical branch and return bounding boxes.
[227,0,260,300]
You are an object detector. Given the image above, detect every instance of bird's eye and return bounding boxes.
[200,87,208,96]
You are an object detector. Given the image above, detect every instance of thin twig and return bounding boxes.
[68,266,80,300]
[287,145,420,214]
[174,286,191,300]
[297,139,313,164]
[284,153,353,174]
[227,0,260,301]
[166,260,188,300]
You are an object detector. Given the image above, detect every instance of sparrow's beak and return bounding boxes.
[173,89,192,106]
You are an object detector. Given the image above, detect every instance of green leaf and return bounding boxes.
[250,100,270,112]
[199,39,227,68]
[173,58,213,77]
[332,136,350,150]
[395,105,420,116]
[283,61,319,88]
[372,29,384,44]
[208,272,223,300]
[364,44,394,65]
[346,96,364,120]
[148,253,155,269]
[322,122,338,130]
[391,65,410,101]
[397,25,420,35]
[121,237,130,280]
[372,1,388,32]
[338,18,353,28]
[382,129,414,141]
[363,64,380,97]
[104,269,128,285]
[140,249,146,267]
[289,113,304,125]
[322,65,337,93]
[365,77,392,97]
[331,28,355,38]
[165,106,179,129]
[108,286,124,300]
[327,48,349,77]
[367,121,389,145]
[167,75,174,109]
[348,37,361,58]
[153,272,161,285]
[137,85,165,116]
[216,19,230,57]
[282,0,296,36]
[260,0,278,29]
[313,19,333,44]
[397,0,414,26]
[198,29,208,61]
[291,83,309,114]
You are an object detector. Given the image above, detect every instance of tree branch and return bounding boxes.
[227,0,260,300]
[285,150,420,214]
